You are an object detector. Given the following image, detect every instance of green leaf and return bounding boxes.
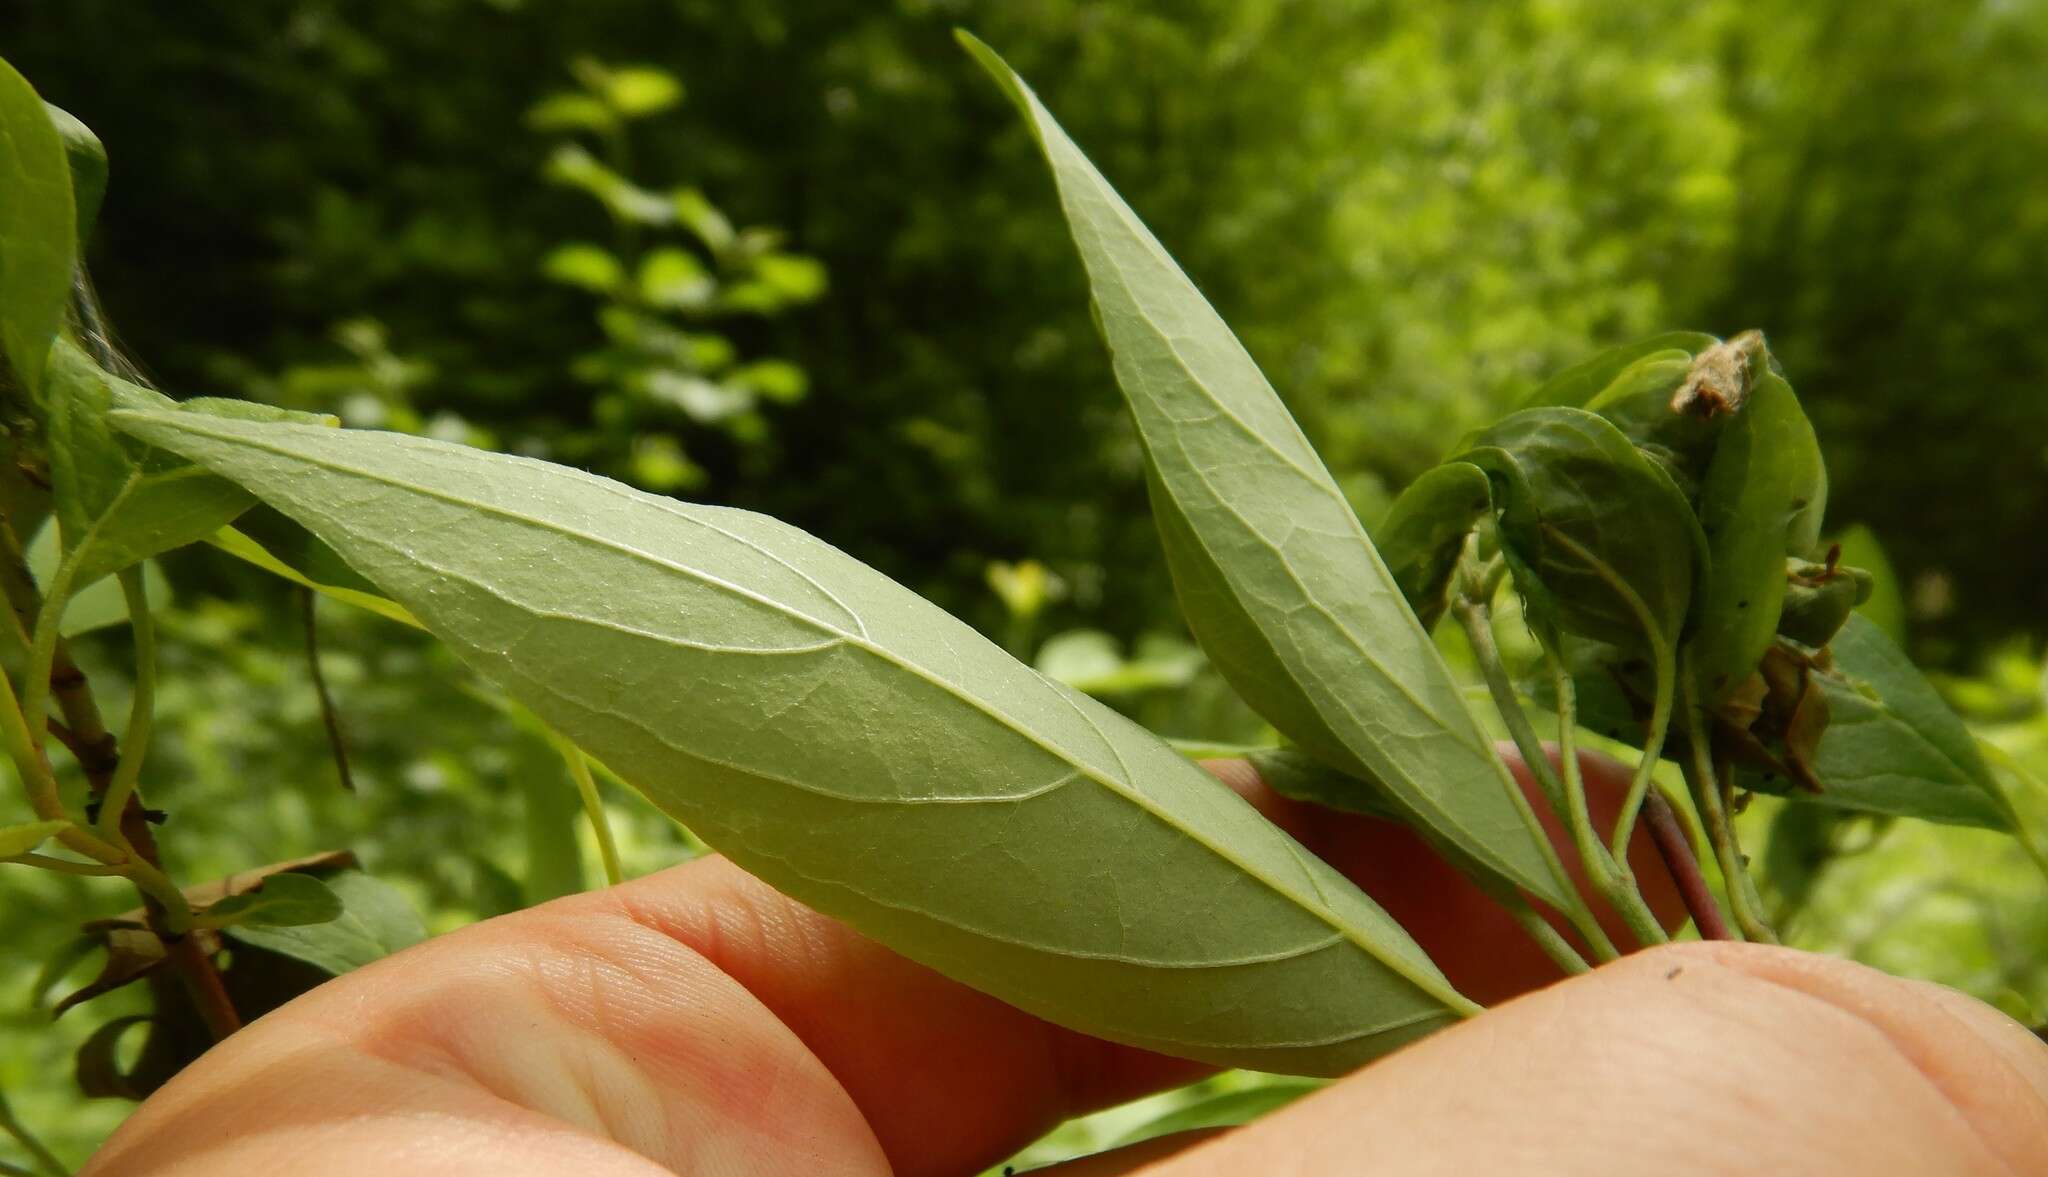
[1111,1079,1324,1148]
[204,524,421,629]
[223,871,427,976]
[0,57,76,397]
[43,340,329,587]
[1750,615,2014,830]
[1248,748,1403,824]
[1520,331,1718,409]
[1582,351,1726,496]
[44,102,106,246]
[1453,407,1702,657]
[111,409,1476,1074]
[1690,372,1827,703]
[195,871,344,930]
[525,92,618,135]
[0,819,70,857]
[962,33,1571,914]
[1833,524,1906,645]
[25,519,171,637]
[1372,462,1491,632]
[1035,629,1203,696]
[541,242,625,294]
[594,65,684,118]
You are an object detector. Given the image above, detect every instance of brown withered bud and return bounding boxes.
[1670,329,1768,418]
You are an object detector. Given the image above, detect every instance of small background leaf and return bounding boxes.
[222,871,427,975]
[196,872,344,930]
[1747,615,2015,829]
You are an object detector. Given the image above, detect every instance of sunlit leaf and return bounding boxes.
[962,33,1574,914]
[114,409,1478,1074]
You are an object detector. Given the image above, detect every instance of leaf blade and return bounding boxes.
[0,57,75,397]
[961,33,1571,912]
[113,408,1474,1074]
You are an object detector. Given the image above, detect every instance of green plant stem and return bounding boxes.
[1543,641,1668,948]
[0,519,235,1035]
[553,734,624,887]
[1608,650,1675,862]
[1451,595,1622,962]
[0,636,124,865]
[299,589,355,792]
[97,569,155,841]
[19,544,84,753]
[1456,597,1566,816]
[0,1086,66,1177]
[3,852,124,876]
[1482,880,1591,977]
[1678,668,1777,943]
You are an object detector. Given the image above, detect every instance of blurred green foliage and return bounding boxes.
[2,0,2046,1167]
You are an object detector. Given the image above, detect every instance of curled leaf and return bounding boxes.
[1520,331,1718,409]
[1453,407,1702,656]
[1690,371,1827,704]
[44,102,106,246]
[1373,462,1491,632]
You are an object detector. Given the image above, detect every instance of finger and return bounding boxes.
[90,752,1669,1177]
[1130,942,2047,1176]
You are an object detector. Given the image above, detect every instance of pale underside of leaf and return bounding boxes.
[963,35,1569,912]
[114,409,1472,1074]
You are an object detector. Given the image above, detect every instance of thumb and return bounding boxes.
[1048,942,2048,1175]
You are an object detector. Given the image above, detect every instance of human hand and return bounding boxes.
[82,751,2046,1176]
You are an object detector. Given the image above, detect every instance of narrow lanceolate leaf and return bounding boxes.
[1749,615,2016,830]
[962,35,1571,913]
[0,57,76,397]
[224,871,427,975]
[113,410,1475,1075]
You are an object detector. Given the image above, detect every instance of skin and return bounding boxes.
[85,749,2046,1176]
